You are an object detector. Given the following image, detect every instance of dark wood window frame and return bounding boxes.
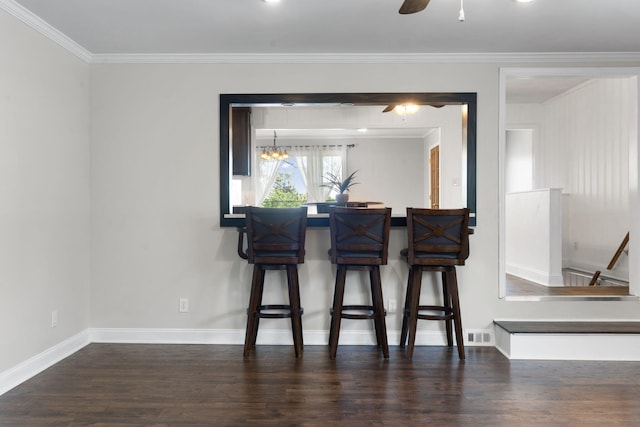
[219,93,477,227]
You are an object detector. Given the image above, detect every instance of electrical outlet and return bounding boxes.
[387,299,397,314]
[179,298,189,313]
[51,310,58,328]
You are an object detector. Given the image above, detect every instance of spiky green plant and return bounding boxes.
[322,170,359,194]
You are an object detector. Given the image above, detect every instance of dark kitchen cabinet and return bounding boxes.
[232,107,251,176]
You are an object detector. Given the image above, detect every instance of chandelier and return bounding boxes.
[260,130,289,160]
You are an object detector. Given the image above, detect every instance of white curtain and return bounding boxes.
[291,146,322,203]
[254,157,282,206]
[291,145,347,203]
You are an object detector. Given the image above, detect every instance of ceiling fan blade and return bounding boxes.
[399,0,431,14]
[382,105,396,113]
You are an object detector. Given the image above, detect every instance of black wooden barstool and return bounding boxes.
[328,207,392,359]
[238,207,308,358]
[400,208,470,360]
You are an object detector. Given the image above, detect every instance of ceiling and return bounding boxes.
[9,0,640,55]
[256,127,435,140]
[254,105,440,140]
[505,76,591,104]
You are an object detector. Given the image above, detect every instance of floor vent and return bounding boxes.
[465,329,494,345]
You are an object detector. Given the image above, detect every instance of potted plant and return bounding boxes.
[322,170,359,205]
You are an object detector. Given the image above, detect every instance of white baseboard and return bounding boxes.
[90,328,329,345]
[506,263,564,286]
[90,328,389,346]
[91,327,247,345]
[0,330,90,396]
[90,327,493,347]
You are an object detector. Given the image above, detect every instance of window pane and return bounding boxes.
[257,148,347,206]
[261,158,308,207]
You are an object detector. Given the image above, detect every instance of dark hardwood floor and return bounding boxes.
[1,344,640,426]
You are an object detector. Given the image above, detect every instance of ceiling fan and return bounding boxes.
[399,0,466,22]
[399,0,431,14]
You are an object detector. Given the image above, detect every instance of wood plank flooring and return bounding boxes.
[1,343,640,426]
[506,274,630,297]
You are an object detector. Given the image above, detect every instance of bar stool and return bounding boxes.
[328,207,392,359]
[400,208,470,360]
[238,207,308,358]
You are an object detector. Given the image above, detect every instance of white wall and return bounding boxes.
[542,78,634,279]
[508,78,635,280]
[437,107,464,209]
[0,9,90,372]
[505,129,533,193]
[88,61,640,341]
[347,137,426,213]
[505,189,564,286]
[88,63,498,335]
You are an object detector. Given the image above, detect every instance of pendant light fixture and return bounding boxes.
[260,130,289,160]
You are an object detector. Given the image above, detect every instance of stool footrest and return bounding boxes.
[418,313,454,321]
[404,305,454,321]
[331,304,387,320]
[255,304,304,319]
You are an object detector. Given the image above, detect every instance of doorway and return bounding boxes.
[500,68,639,299]
[430,145,440,208]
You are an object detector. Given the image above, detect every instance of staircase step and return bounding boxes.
[494,320,640,361]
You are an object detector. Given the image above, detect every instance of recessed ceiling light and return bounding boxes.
[262,0,281,3]
[514,0,534,3]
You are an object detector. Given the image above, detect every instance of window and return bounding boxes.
[255,145,347,207]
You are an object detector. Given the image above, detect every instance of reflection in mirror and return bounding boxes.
[220,93,476,227]
[501,68,639,299]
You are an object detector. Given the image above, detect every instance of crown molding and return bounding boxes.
[0,0,92,62]
[90,52,640,65]
[2,0,640,66]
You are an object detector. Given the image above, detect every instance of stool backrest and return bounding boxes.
[406,208,470,266]
[245,207,308,265]
[329,207,392,265]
